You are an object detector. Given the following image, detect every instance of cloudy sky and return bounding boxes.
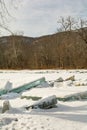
[3,0,87,37]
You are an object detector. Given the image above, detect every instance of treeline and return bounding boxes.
[0,31,87,69]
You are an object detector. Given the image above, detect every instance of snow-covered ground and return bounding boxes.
[0,69,87,130]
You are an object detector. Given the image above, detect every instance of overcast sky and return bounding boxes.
[3,0,87,37]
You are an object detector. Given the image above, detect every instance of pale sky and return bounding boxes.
[2,0,87,37]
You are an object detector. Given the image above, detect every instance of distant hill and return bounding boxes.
[0,31,87,69]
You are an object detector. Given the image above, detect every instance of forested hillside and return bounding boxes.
[0,31,87,69]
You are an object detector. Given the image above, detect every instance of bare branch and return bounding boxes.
[0,0,21,35]
[57,16,76,32]
[57,16,87,44]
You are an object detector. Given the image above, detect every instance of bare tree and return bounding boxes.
[57,16,87,44]
[57,16,76,32]
[76,18,87,44]
[0,0,23,68]
[7,31,24,68]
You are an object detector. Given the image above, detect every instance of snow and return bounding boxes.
[0,69,87,130]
